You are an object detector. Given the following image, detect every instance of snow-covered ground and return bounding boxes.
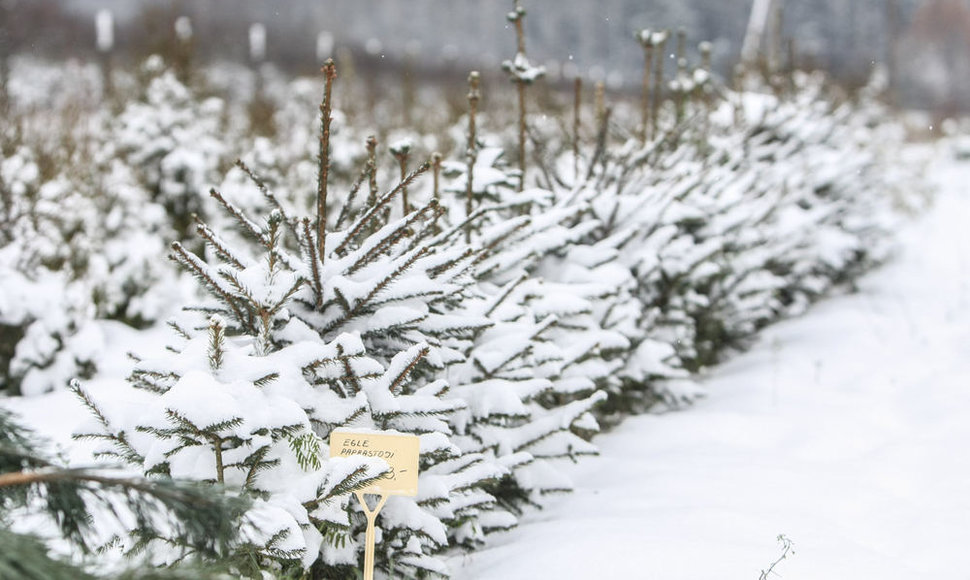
[448,148,970,580]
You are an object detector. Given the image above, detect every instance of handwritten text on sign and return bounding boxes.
[329,430,420,496]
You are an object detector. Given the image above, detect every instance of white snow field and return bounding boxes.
[449,149,970,580]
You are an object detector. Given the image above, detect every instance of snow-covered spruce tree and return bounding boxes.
[73,310,400,578]
[80,60,506,579]
[415,58,668,514]
[0,144,97,396]
[174,192,507,576]
[0,407,249,580]
[609,51,784,378]
[522,100,702,414]
[559,60,906,392]
[437,206,625,514]
[0,114,179,395]
[160,54,635,568]
[641,74,904,371]
[508,38,910,415]
[435,62,676,423]
[434,99,627,517]
[113,58,227,243]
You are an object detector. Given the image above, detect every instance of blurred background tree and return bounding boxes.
[6,0,967,112]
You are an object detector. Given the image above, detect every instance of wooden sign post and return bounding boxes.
[329,430,421,580]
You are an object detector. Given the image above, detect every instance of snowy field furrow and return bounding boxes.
[449,149,970,579]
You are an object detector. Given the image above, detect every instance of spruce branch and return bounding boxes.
[234,159,295,228]
[403,201,447,253]
[390,140,412,216]
[300,217,324,308]
[387,345,431,395]
[1,409,248,560]
[465,71,481,241]
[334,342,361,397]
[317,58,337,265]
[70,381,145,465]
[326,245,432,334]
[265,276,306,320]
[0,528,98,580]
[252,372,279,388]
[324,465,384,499]
[166,320,193,343]
[332,286,352,315]
[194,220,247,270]
[503,0,542,192]
[433,203,514,246]
[264,211,284,278]
[345,199,438,275]
[215,269,259,329]
[652,30,669,135]
[427,247,476,280]
[207,316,225,371]
[333,161,431,258]
[365,135,379,207]
[470,219,533,275]
[288,432,323,471]
[207,188,263,242]
[335,164,372,231]
[367,288,447,311]
[637,30,655,144]
[487,315,558,378]
[586,105,613,181]
[170,242,247,325]
[573,76,583,177]
[154,409,245,485]
[127,368,181,394]
[0,467,248,554]
[485,272,529,317]
[431,152,442,202]
[236,444,280,489]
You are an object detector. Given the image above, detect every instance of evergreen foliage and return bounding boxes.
[81,141,505,576]
[0,7,930,579]
[113,59,227,243]
[0,99,179,395]
[0,407,248,579]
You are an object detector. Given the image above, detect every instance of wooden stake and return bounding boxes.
[330,430,420,578]
[355,491,389,580]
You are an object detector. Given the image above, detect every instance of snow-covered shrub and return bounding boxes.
[73,315,405,576]
[0,119,179,394]
[113,61,227,241]
[557,68,913,410]
[440,206,621,516]
[102,60,632,570]
[82,131,505,576]
[431,99,629,521]
[4,16,926,577]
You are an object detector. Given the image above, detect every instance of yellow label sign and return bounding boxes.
[329,430,421,496]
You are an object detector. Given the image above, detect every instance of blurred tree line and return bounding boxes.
[2,0,969,110]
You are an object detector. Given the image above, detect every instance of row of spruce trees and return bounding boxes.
[1,6,926,579]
